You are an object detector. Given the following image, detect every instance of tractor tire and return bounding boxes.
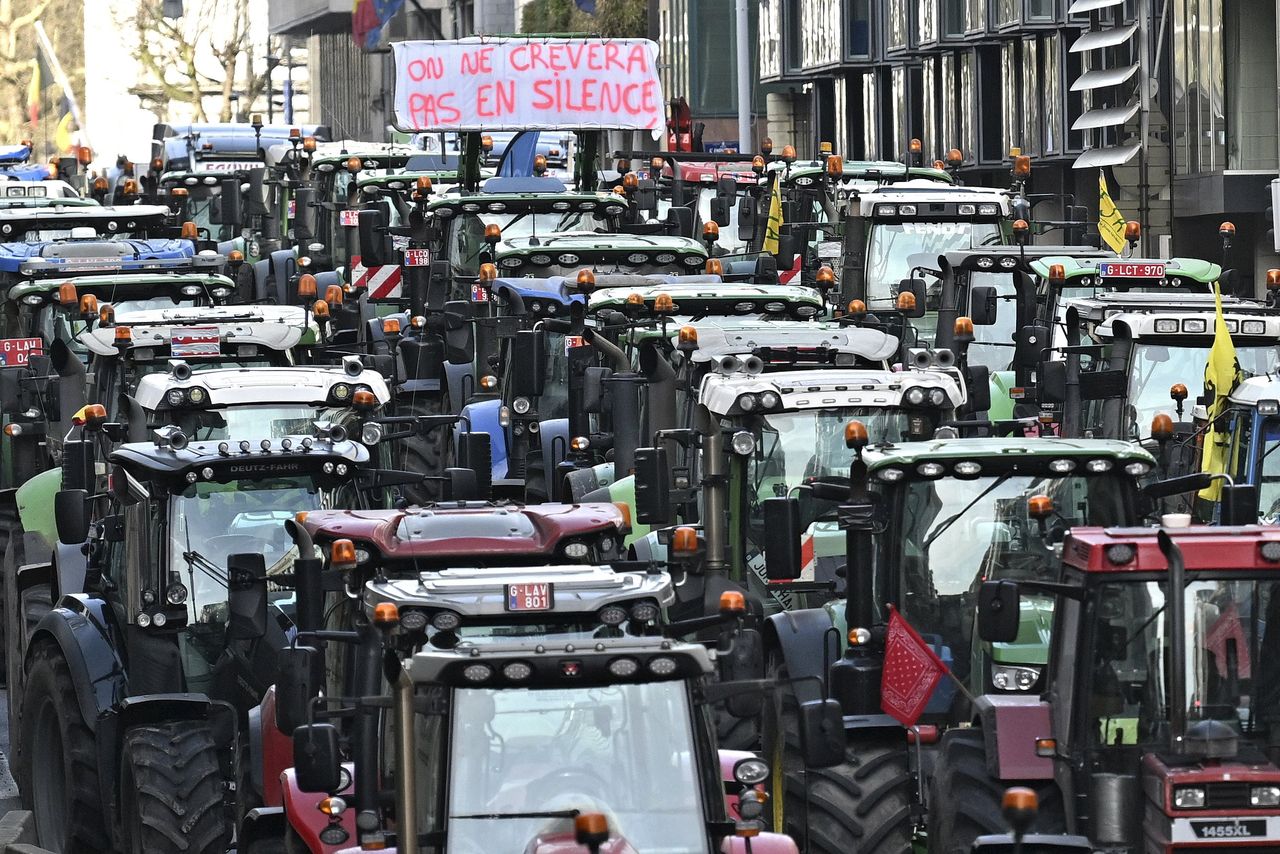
[120,721,232,854]
[764,658,912,854]
[21,642,105,853]
[0,494,13,686]
[716,710,761,751]
[5,524,52,795]
[926,728,1063,854]
[393,391,452,506]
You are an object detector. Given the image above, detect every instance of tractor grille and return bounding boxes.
[1205,781,1252,808]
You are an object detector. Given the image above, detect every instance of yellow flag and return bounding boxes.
[1098,171,1128,255]
[762,174,783,255]
[53,112,74,153]
[1199,281,1242,501]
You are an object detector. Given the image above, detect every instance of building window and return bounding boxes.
[1026,0,1055,21]
[922,56,939,160]
[919,0,938,46]
[886,0,912,53]
[977,47,1004,162]
[1064,36,1085,152]
[693,0,737,117]
[1224,0,1278,169]
[1001,41,1019,155]
[1172,0,1225,173]
[1020,38,1040,155]
[959,50,977,161]
[993,0,1018,29]
[847,0,873,59]
[942,0,966,36]
[1041,32,1062,155]
[862,72,879,158]
[758,0,783,79]
[453,0,475,36]
[785,0,803,71]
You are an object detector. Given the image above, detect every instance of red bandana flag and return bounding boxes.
[881,604,949,726]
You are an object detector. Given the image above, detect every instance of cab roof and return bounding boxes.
[78,305,309,356]
[861,436,1155,472]
[682,321,899,364]
[1228,375,1280,407]
[590,281,822,316]
[300,503,627,560]
[8,271,232,298]
[134,365,391,411]
[1029,255,1220,284]
[1062,525,1280,573]
[1095,306,1280,341]
[698,366,965,415]
[110,433,366,486]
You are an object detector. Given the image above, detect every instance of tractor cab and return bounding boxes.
[1221,376,1280,522]
[0,180,82,204]
[956,525,1280,853]
[0,203,184,243]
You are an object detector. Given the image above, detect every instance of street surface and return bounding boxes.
[0,690,17,814]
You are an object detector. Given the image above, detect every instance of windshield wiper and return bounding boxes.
[451,810,580,820]
[922,472,1013,551]
[183,549,228,588]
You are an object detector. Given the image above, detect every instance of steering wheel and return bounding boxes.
[529,768,612,799]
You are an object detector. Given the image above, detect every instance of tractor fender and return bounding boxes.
[630,529,664,563]
[269,249,298,304]
[247,697,265,801]
[15,467,60,564]
[444,361,471,414]
[28,595,126,731]
[254,685,294,807]
[281,764,356,853]
[252,258,271,301]
[239,807,286,850]
[762,607,840,706]
[54,540,88,599]
[564,466,600,503]
[972,694,1054,781]
[459,399,507,479]
[314,271,340,290]
[539,417,570,489]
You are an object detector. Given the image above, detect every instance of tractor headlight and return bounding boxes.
[166,583,189,605]
[512,396,531,415]
[730,430,756,456]
[990,663,1040,692]
[1252,786,1280,807]
[904,387,926,406]
[563,541,590,560]
[187,387,208,405]
[361,422,384,445]
[1174,787,1206,809]
[166,389,186,407]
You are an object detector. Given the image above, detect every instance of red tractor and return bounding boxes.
[930,524,1280,853]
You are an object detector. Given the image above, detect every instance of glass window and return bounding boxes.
[1251,418,1280,520]
[919,0,938,45]
[848,0,873,58]
[922,56,939,161]
[994,0,1018,28]
[1022,38,1041,156]
[891,66,910,160]
[959,51,978,161]
[977,47,1004,162]
[887,0,910,52]
[1002,42,1019,155]
[785,0,803,70]
[1173,0,1226,173]
[1042,33,1062,155]
[1224,0,1278,170]
[759,0,783,78]
[1086,579,1280,746]
[862,73,879,158]
[942,0,966,36]
[446,682,706,853]
[864,221,1002,309]
[1027,0,1055,21]
[967,0,984,33]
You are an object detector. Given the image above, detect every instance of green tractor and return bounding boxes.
[755,434,1161,853]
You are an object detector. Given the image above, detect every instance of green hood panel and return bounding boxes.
[990,594,1053,666]
[17,467,62,554]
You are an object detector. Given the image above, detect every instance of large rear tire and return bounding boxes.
[393,391,452,505]
[926,728,1063,854]
[763,657,912,854]
[5,523,52,796]
[21,642,105,853]
[120,721,232,854]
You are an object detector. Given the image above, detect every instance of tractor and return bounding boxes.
[931,523,1280,853]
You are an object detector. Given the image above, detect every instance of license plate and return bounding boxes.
[1192,820,1265,839]
[404,248,430,267]
[564,334,585,354]
[506,583,553,611]
[470,283,488,302]
[339,209,360,227]
[1098,261,1165,278]
[0,338,42,366]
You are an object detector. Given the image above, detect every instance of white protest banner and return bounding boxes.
[391,38,665,134]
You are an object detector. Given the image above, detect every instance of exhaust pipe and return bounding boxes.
[1157,529,1187,753]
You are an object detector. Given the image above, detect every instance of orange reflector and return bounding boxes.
[312,300,330,318]
[1048,263,1066,283]
[345,156,362,173]
[79,294,98,316]
[678,326,698,346]
[575,813,609,842]
[781,144,797,163]
[325,284,344,306]
[719,591,746,614]
[703,221,719,239]
[612,501,632,529]
[650,156,664,171]
[933,159,945,170]
[330,539,356,567]
[653,293,675,313]
[99,304,115,325]
[672,526,698,555]
[846,299,867,316]
[622,171,639,190]
[1124,220,1141,241]
[1152,412,1175,440]
[1012,218,1029,234]
[909,138,922,153]
[3,424,20,437]
[484,223,502,242]
[373,603,399,625]
[761,137,774,155]
[72,404,107,427]
[826,155,844,177]
[1028,494,1053,518]
[1220,221,1236,237]
[570,435,590,452]
[382,318,401,335]
[122,179,139,195]
[77,146,92,165]
[1003,786,1039,812]
[576,269,596,290]
[114,326,131,342]
[228,249,244,263]
[318,796,345,816]
[181,221,198,240]
[294,511,309,524]
[478,262,497,283]
[92,176,108,192]
[416,175,433,192]
[302,136,317,153]
[1269,269,1280,290]
[1034,738,1056,757]
[58,283,77,306]
[170,187,188,198]
[289,127,301,139]
[481,134,493,151]
[947,148,963,166]
[353,390,377,409]
[151,156,163,171]
[1012,154,1031,177]
[705,258,723,276]
[297,274,317,299]
[479,374,498,391]
[844,419,869,449]
[626,292,644,306]
[954,316,975,337]
[816,265,835,286]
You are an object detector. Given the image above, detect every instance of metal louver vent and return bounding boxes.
[1069,0,1146,169]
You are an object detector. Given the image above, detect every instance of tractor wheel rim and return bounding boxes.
[31,699,67,851]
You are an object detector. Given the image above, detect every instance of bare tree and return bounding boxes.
[129,0,268,123]
[0,0,87,148]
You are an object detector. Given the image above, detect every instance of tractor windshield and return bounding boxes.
[171,474,326,689]
[964,272,1018,372]
[1250,418,1280,520]
[1124,342,1280,439]
[152,403,359,439]
[441,681,706,853]
[894,472,1131,679]
[1086,577,1280,746]
[448,211,613,277]
[24,295,206,347]
[865,221,1002,311]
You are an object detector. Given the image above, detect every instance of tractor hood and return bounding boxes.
[301,503,628,559]
[77,305,310,356]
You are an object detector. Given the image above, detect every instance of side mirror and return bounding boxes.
[977,580,1021,643]
[633,446,671,525]
[292,187,316,242]
[357,207,387,267]
[512,329,547,398]
[275,645,323,735]
[227,553,268,641]
[1143,472,1213,499]
[457,432,492,498]
[245,167,269,217]
[54,489,89,545]
[969,285,998,325]
[898,278,927,318]
[1039,359,1066,404]
[635,178,657,217]
[1221,483,1259,525]
[582,366,611,414]
[736,195,757,239]
[665,205,694,238]
[1014,323,1049,369]
[710,196,731,228]
[219,177,243,230]
[798,698,845,768]
[444,467,480,501]
[762,497,802,581]
[293,723,342,793]
[964,364,991,415]
[775,232,796,271]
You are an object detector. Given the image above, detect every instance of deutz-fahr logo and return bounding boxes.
[223,461,308,475]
